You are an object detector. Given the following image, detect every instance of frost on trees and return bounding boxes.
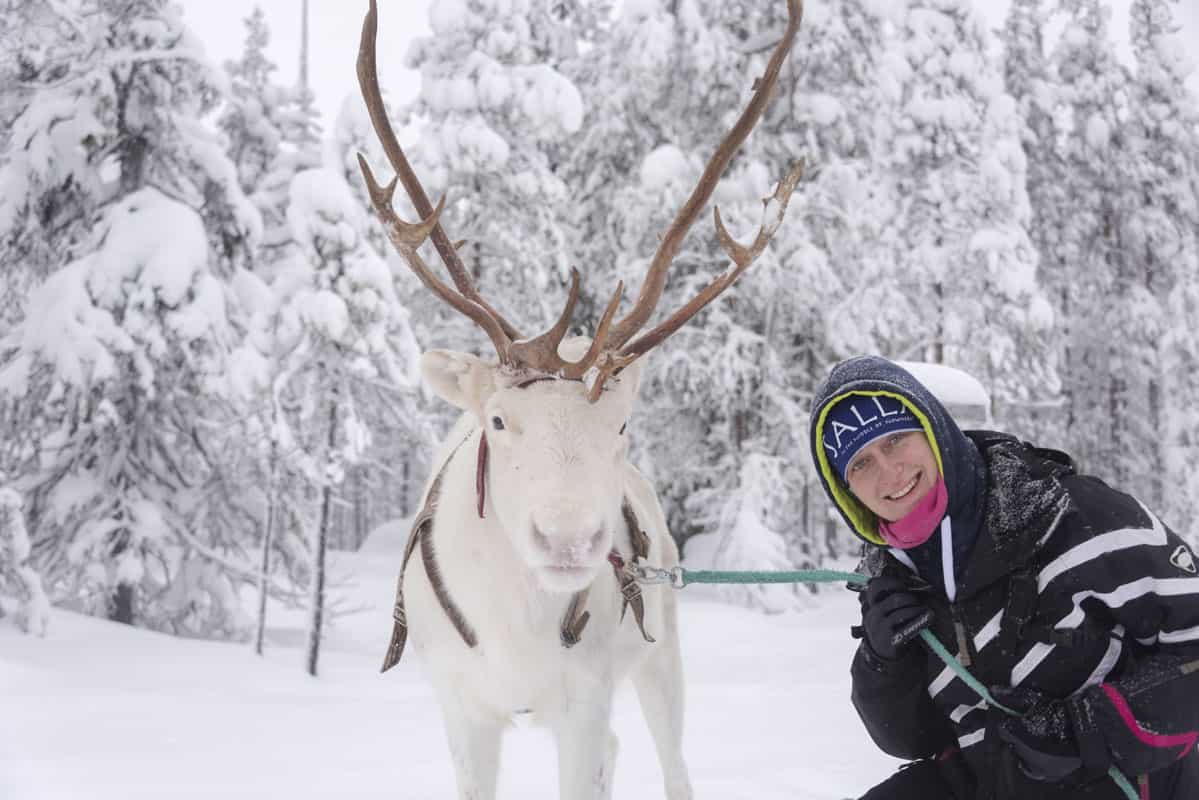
[0,189,252,634]
[274,167,425,674]
[0,488,50,636]
[400,0,583,346]
[1048,0,1159,496]
[220,6,322,279]
[0,0,263,635]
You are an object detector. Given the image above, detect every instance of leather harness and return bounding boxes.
[381,432,655,673]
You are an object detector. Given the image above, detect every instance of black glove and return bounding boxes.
[858,575,933,662]
[989,685,1109,787]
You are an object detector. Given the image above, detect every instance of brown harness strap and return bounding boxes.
[380,437,474,673]
[381,432,659,672]
[475,432,488,519]
[560,501,655,647]
[560,587,591,647]
[613,500,655,643]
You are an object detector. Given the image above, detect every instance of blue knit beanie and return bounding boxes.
[822,394,922,481]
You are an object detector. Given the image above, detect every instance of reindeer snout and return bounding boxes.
[531,521,608,567]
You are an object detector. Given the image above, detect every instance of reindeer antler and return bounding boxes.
[356,0,522,359]
[356,0,804,398]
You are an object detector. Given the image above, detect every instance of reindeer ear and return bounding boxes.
[421,350,497,416]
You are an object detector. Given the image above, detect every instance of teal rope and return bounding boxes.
[680,568,867,587]
[676,566,1138,800]
[1107,768,1140,799]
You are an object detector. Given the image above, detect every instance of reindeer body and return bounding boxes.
[398,350,691,799]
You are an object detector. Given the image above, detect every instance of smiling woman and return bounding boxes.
[808,355,1199,800]
[846,432,941,521]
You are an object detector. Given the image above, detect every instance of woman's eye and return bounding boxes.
[491,416,505,431]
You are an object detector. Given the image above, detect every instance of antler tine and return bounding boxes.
[507,273,629,381]
[508,268,582,373]
[605,0,804,352]
[357,155,515,361]
[619,160,805,360]
[563,281,626,381]
[356,0,523,344]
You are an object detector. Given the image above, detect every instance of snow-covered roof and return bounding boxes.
[895,360,990,411]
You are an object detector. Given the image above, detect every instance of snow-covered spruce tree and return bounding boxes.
[556,0,834,605]
[0,488,50,636]
[326,94,442,532]
[659,0,904,589]
[218,7,331,651]
[398,0,583,350]
[220,6,322,279]
[1048,1,1156,496]
[0,190,254,633]
[1128,0,1199,522]
[0,0,261,634]
[870,1,1013,364]
[564,0,769,562]
[1163,272,1199,546]
[275,167,423,675]
[998,0,1073,446]
[0,1,105,332]
[555,0,677,331]
[942,89,1058,437]
[743,0,899,565]
[328,93,391,256]
[557,0,887,598]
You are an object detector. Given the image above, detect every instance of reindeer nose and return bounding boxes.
[531,523,607,565]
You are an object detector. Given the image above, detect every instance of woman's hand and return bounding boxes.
[859,575,934,661]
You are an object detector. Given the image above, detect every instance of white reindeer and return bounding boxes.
[354,1,805,797]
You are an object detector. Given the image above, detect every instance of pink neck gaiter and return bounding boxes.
[878,476,948,549]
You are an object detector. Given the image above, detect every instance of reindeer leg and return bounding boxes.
[436,691,504,800]
[551,686,618,800]
[632,592,693,800]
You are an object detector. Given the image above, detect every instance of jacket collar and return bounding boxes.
[954,431,1074,600]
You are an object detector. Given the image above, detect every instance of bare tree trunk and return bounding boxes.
[110,581,134,624]
[305,395,339,677]
[298,0,309,92]
[401,456,410,519]
[931,281,944,364]
[108,529,135,624]
[1148,377,1163,509]
[351,469,362,550]
[254,440,279,656]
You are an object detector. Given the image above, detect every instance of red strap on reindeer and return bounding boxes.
[476,432,488,519]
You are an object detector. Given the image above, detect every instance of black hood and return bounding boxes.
[809,355,986,548]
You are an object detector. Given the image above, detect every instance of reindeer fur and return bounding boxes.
[398,341,693,800]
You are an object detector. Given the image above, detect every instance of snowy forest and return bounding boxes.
[1,0,1197,666]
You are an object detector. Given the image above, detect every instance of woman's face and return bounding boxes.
[844,431,939,522]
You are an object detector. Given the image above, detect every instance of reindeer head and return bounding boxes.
[356,0,804,593]
[423,338,643,593]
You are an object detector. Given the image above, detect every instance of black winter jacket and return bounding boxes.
[851,432,1199,799]
[809,356,1199,800]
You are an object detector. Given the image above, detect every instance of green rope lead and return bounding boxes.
[672,566,1138,800]
[679,568,868,587]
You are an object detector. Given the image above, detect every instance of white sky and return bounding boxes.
[176,0,1199,127]
[179,0,429,125]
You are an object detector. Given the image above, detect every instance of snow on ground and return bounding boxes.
[0,528,902,799]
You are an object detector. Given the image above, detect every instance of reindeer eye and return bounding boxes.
[491,416,505,431]
[619,422,627,435]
